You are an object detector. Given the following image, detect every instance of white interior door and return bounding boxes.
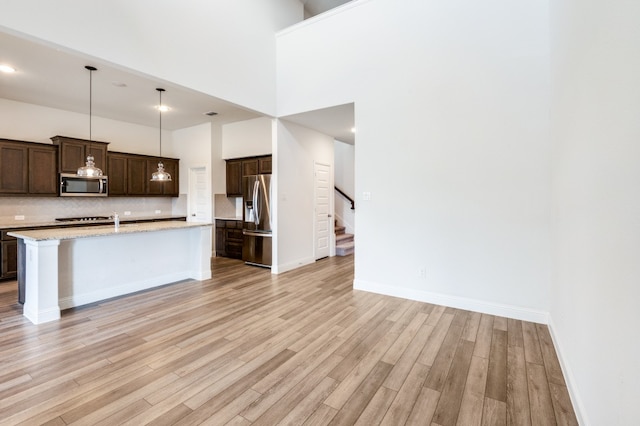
[188,166,210,222]
[314,162,331,259]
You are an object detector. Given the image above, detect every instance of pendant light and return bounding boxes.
[150,88,172,181]
[77,65,103,177]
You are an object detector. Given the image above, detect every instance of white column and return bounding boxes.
[189,225,212,280]
[23,239,61,324]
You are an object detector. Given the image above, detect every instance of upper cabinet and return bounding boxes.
[51,135,108,174]
[0,141,27,194]
[107,152,179,197]
[147,158,179,197]
[225,159,242,197]
[106,153,129,196]
[28,145,58,194]
[0,139,57,196]
[0,136,179,198]
[225,155,272,197]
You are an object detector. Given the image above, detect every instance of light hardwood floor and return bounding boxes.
[0,256,577,425]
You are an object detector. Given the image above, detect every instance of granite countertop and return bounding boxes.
[8,220,211,242]
[214,216,243,220]
[0,215,187,230]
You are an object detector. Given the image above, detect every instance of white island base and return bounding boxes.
[10,222,212,324]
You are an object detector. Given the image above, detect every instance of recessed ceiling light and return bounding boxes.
[0,64,16,73]
[156,105,170,112]
[112,81,127,87]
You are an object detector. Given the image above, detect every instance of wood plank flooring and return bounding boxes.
[0,256,578,425]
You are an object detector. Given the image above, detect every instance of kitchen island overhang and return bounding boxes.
[9,221,212,324]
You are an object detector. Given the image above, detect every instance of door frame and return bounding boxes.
[313,161,334,260]
[187,165,211,223]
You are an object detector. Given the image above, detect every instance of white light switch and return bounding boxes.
[362,192,371,201]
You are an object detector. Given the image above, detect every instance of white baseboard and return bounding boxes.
[353,279,549,324]
[24,305,61,325]
[272,256,316,274]
[547,316,588,426]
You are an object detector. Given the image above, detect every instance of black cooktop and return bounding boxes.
[54,216,111,222]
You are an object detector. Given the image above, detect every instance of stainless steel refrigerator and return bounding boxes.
[242,174,272,267]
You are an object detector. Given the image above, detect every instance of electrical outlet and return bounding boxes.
[362,191,371,201]
[418,267,427,278]
[124,211,131,216]
[155,210,161,214]
[14,215,25,220]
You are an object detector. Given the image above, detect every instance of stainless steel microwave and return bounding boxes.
[60,173,108,197]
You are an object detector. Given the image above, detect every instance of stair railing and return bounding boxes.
[335,186,355,210]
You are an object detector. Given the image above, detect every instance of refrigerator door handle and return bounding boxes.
[253,180,260,225]
[243,230,273,237]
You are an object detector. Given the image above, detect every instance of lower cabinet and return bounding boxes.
[1,239,17,279]
[215,219,243,259]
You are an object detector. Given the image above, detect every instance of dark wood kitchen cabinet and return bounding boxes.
[0,141,28,194]
[147,158,179,197]
[215,219,243,259]
[127,156,148,195]
[1,231,18,280]
[215,221,227,257]
[29,145,58,195]
[106,153,128,195]
[51,135,108,174]
[225,159,242,197]
[0,139,57,196]
[107,152,179,197]
[225,155,272,197]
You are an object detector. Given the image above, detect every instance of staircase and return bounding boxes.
[335,223,355,256]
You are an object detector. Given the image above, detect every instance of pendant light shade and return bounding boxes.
[151,88,172,181]
[77,65,103,177]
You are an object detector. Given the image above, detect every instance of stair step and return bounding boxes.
[335,225,346,235]
[336,241,355,256]
[336,233,353,244]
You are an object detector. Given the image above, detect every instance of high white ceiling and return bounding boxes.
[0,31,262,131]
[0,1,355,142]
[282,103,355,145]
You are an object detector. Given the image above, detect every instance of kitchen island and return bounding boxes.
[9,221,212,324]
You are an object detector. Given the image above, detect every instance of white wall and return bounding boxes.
[334,140,355,234]
[0,98,166,155]
[221,117,273,159]
[172,122,213,222]
[172,123,212,195]
[277,0,552,322]
[550,0,640,424]
[274,119,334,273]
[0,0,303,116]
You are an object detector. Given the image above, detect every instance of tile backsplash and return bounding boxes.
[0,197,178,223]
[214,194,242,218]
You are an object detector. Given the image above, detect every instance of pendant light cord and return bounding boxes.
[85,65,97,157]
[159,89,162,156]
